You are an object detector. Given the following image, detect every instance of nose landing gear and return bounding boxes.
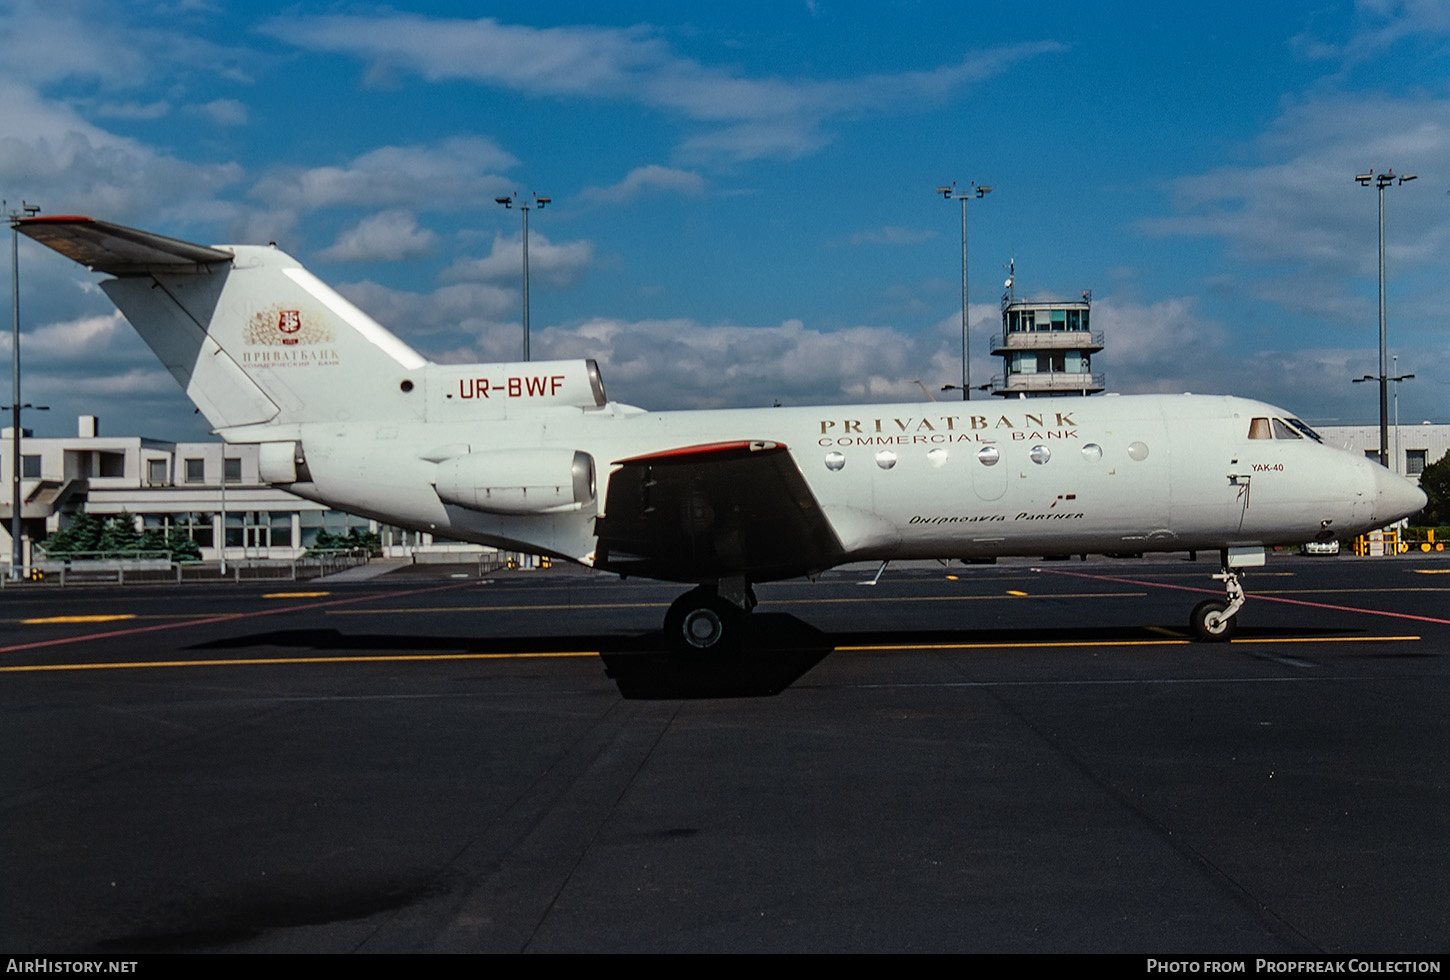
[1190,547,1262,642]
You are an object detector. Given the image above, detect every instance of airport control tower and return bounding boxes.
[990,269,1104,397]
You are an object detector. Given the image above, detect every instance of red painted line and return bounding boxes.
[0,580,482,657]
[1034,568,1450,626]
[614,440,780,464]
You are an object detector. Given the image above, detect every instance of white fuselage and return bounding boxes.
[275,391,1401,579]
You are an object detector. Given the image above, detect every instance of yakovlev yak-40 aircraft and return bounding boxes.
[19,216,1427,648]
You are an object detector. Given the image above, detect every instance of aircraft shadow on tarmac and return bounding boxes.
[186,614,1361,700]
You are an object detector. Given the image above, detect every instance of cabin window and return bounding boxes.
[874,450,897,470]
[824,451,845,471]
[1248,418,1272,440]
[1271,419,1301,440]
[1127,441,1150,461]
[926,448,948,468]
[1081,443,1103,461]
[977,446,1000,466]
[1029,445,1051,465]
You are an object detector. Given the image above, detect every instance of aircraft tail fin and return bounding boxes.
[18,216,430,431]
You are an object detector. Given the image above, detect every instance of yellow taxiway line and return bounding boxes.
[0,651,601,673]
[0,634,1420,674]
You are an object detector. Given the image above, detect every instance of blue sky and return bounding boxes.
[3,0,1448,440]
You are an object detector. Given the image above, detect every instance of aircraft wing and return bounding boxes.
[16,216,233,275]
[594,440,844,583]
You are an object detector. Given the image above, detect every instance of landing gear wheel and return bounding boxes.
[664,586,744,653]
[1191,599,1237,642]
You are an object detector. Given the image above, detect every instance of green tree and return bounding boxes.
[141,525,203,562]
[1416,452,1450,527]
[97,511,144,556]
[39,510,104,557]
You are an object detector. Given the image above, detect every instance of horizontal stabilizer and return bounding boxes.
[17,216,233,275]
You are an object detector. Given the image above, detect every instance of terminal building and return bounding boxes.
[990,283,1104,397]
[1312,423,1450,484]
[1,415,476,572]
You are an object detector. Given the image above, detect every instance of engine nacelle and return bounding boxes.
[257,440,310,484]
[433,449,595,515]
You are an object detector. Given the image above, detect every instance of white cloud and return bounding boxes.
[527,316,950,410]
[0,0,256,89]
[1291,0,1450,63]
[261,13,1065,164]
[580,165,706,204]
[194,98,248,127]
[335,279,517,339]
[318,209,438,263]
[249,137,518,212]
[18,311,130,359]
[1140,93,1450,326]
[93,100,172,121]
[441,232,595,288]
[0,80,243,222]
[839,226,938,247]
[1071,295,1230,396]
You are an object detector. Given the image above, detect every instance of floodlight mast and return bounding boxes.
[937,183,992,400]
[495,193,552,361]
[1353,170,1416,468]
[8,200,40,580]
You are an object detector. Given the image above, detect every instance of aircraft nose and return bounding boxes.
[1370,464,1427,525]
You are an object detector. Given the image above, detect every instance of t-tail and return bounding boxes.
[16,216,607,438]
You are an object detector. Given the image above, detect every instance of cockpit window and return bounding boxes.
[1248,418,1272,440]
[1271,418,1302,440]
[1287,419,1323,443]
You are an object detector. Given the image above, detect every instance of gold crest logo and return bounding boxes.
[245,306,335,347]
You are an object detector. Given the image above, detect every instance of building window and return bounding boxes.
[21,454,41,479]
[1406,450,1427,477]
[146,458,168,485]
[223,457,242,484]
[185,458,205,483]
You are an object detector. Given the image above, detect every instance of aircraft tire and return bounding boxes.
[1190,599,1237,642]
[665,587,742,653]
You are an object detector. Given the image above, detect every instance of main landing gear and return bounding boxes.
[664,578,757,652]
[1189,547,1261,642]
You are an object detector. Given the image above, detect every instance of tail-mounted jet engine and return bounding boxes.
[433,449,595,516]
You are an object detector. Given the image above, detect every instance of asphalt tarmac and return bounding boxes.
[2,554,1447,953]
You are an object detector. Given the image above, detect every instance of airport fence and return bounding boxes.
[1,548,371,588]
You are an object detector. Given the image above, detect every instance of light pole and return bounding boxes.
[1392,356,1414,476]
[495,193,551,361]
[1354,170,1416,467]
[937,182,992,400]
[8,200,39,580]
